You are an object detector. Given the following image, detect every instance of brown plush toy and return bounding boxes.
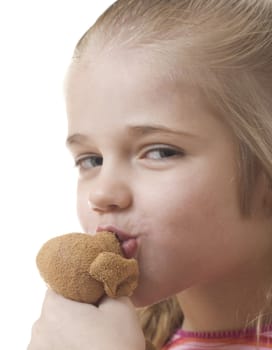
[36,231,139,303]
[36,230,155,350]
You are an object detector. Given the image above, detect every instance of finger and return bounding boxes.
[42,288,98,318]
[41,289,67,311]
[99,297,145,349]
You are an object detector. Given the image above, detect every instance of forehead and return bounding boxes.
[64,48,232,142]
[66,48,207,113]
[67,52,170,99]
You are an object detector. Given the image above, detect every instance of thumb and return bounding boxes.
[99,297,146,350]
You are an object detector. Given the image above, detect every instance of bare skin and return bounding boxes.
[28,290,145,350]
[28,47,272,348]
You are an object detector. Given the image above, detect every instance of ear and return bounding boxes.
[89,252,139,297]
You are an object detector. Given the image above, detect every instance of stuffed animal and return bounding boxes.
[36,231,139,303]
[36,230,155,350]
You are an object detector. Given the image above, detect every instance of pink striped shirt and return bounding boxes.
[162,325,272,349]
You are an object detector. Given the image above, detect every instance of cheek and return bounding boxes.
[76,194,88,232]
[156,178,242,260]
[146,178,235,231]
[146,160,241,230]
[76,183,97,233]
[133,172,242,302]
[148,182,228,270]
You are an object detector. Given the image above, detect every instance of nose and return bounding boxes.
[87,170,133,213]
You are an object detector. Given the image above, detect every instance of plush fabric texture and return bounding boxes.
[36,231,139,304]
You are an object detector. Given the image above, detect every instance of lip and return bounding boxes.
[96,225,137,242]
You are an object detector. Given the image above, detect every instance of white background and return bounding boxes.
[0,1,113,348]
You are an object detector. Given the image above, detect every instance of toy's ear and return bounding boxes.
[89,252,139,297]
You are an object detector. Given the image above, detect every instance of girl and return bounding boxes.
[28,1,272,349]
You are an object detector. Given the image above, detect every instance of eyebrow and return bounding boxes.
[126,124,196,138]
[66,124,196,147]
[66,133,90,147]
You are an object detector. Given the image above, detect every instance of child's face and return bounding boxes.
[65,51,268,307]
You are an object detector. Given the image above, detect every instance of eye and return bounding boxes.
[144,146,183,160]
[74,155,103,170]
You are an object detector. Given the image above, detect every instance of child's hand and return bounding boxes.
[28,289,146,350]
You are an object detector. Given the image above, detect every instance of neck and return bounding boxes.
[177,261,272,333]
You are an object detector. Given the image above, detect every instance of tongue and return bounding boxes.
[121,238,138,259]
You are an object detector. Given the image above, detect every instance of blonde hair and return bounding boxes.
[72,1,272,348]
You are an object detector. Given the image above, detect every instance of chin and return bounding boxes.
[131,285,170,308]
[131,288,155,307]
